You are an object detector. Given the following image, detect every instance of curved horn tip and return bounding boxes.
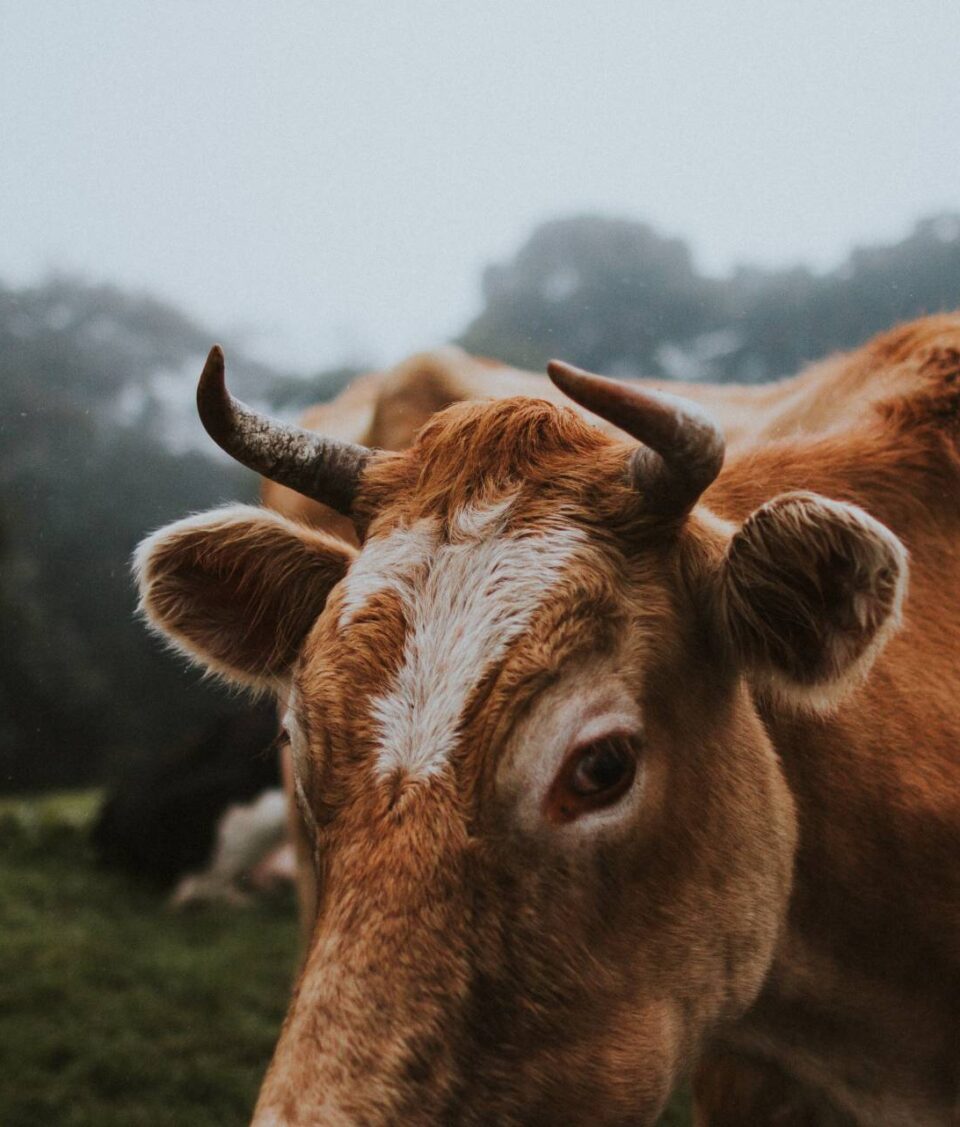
[548,360,626,409]
[546,357,725,515]
[200,344,225,387]
[197,345,232,443]
[192,342,370,516]
[547,358,591,391]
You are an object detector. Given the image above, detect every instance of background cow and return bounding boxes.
[93,702,292,905]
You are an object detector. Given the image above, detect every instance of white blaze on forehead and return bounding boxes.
[353,497,586,781]
[338,517,438,629]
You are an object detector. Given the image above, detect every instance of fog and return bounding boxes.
[3,1,959,370]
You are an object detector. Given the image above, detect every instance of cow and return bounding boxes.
[134,316,960,1125]
[259,345,779,941]
[259,345,794,939]
[93,701,292,904]
[262,338,947,961]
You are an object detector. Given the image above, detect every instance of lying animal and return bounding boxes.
[93,703,290,905]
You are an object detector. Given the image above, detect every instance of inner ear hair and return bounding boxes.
[135,504,356,690]
[717,491,908,712]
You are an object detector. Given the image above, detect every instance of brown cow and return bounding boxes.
[136,317,960,1125]
[264,338,949,977]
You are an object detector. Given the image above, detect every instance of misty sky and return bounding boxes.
[2,1,959,371]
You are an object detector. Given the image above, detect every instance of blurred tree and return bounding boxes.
[460,213,960,383]
[0,278,327,792]
[460,215,722,375]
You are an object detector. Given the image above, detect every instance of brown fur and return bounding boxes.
[135,506,355,689]
[138,316,960,1125]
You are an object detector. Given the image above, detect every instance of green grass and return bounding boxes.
[0,798,298,1127]
[0,794,690,1125]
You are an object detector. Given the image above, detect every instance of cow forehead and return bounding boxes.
[333,495,589,781]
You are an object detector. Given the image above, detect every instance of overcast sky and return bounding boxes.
[2,1,959,371]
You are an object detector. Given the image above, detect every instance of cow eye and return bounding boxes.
[546,734,639,823]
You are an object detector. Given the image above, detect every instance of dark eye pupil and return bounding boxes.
[571,740,630,795]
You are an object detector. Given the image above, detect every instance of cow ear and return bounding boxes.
[135,505,356,689]
[716,492,908,711]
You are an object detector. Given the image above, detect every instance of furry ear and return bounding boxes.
[717,492,908,711]
[135,505,356,689]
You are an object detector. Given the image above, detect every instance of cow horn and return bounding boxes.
[197,345,372,516]
[547,360,725,516]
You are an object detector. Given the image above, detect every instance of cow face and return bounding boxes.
[138,391,905,1126]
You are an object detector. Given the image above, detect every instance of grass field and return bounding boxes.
[0,792,691,1126]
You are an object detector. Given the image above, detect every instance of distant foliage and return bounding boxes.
[461,216,714,376]
[460,213,960,382]
[0,279,327,792]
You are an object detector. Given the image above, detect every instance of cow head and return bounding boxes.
[136,349,906,1126]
